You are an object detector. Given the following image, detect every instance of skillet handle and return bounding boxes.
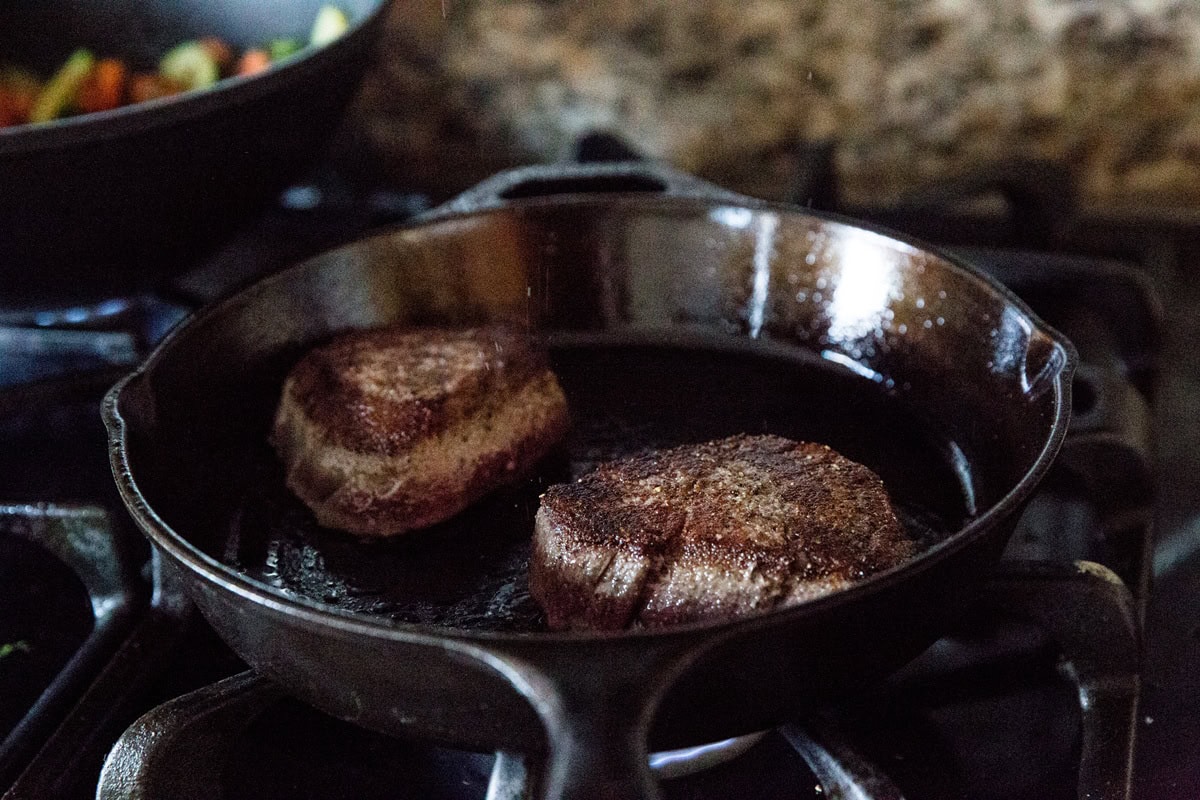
[495,640,704,800]
[418,161,756,222]
[537,693,659,800]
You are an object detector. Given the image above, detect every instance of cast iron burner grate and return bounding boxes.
[84,557,1135,800]
[0,146,1159,799]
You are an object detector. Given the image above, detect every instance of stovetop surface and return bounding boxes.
[0,149,1193,798]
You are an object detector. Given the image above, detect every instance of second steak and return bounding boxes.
[530,434,914,630]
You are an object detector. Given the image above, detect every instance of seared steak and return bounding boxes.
[530,434,913,630]
[272,325,569,537]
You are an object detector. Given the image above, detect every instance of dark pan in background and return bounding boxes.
[104,163,1075,800]
[0,0,390,294]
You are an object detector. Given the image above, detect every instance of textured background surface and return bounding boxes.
[351,0,1200,209]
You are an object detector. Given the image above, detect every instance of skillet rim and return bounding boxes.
[103,193,1078,645]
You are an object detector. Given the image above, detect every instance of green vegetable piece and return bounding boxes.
[159,40,220,91]
[0,640,31,660]
[310,5,350,47]
[269,38,303,61]
[29,49,94,123]
[1,67,41,94]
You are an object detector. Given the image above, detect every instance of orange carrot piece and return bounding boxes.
[128,73,184,105]
[0,71,39,126]
[236,49,271,76]
[76,58,128,113]
[199,37,234,72]
[0,79,38,126]
[0,87,19,127]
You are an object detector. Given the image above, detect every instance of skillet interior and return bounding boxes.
[117,195,1069,639]
[221,331,972,631]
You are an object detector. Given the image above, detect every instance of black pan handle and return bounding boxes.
[419,161,757,222]
[493,638,707,800]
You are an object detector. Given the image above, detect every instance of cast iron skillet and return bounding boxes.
[0,0,389,294]
[104,163,1075,800]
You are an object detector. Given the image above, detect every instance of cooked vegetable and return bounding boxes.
[76,57,128,113]
[128,73,185,104]
[0,640,31,660]
[28,49,94,123]
[0,69,39,127]
[310,5,350,47]
[159,41,220,91]
[236,49,271,77]
[268,38,303,61]
[199,37,234,71]
[0,5,350,129]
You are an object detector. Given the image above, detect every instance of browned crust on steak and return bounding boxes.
[272,325,569,537]
[282,325,552,457]
[530,434,913,630]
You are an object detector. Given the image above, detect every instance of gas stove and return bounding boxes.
[0,140,1189,799]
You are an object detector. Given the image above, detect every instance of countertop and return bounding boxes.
[352,0,1200,211]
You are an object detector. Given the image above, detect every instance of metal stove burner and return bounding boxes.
[93,677,778,800]
[90,671,856,799]
[647,732,766,779]
[86,560,1136,800]
[0,150,1164,799]
[0,504,141,788]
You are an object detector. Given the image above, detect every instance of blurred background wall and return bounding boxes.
[352,0,1200,209]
